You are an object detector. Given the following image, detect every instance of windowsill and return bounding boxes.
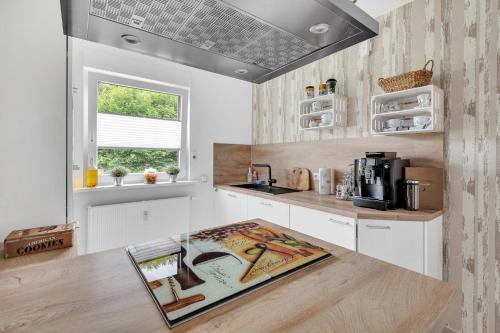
[73,180,200,193]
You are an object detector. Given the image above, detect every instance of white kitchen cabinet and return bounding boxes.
[358,217,442,279]
[289,205,356,251]
[247,195,290,228]
[358,219,423,274]
[214,189,248,227]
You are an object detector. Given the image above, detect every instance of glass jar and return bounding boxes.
[326,78,337,94]
[144,168,158,184]
[305,86,315,99]
[319,83,328,96]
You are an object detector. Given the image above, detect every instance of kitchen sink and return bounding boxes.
[231,184,301,195]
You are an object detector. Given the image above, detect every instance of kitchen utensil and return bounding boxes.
[289,167,310,190]
[405,180,420,211]
[311,101,322,112]
[417,93,431,107]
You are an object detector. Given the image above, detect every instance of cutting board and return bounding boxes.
[289,168,310,191]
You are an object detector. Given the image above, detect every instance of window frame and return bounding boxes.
[86,71,189,185]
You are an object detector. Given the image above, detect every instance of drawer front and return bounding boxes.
[215,189,247,226]
[289,205,356,250]
[247,196,290,228]
[358,219,424,273]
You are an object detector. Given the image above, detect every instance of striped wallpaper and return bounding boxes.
[252,0,500,331]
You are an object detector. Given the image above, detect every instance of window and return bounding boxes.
[87,71,189,184]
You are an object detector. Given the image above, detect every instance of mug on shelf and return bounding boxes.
[417,93,431,107]
[386,118,404,129]
[413,115,431,126]
[311,101,322,112]
[321,113,332,125]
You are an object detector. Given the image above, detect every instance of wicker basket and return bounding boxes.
[378,60,434,93]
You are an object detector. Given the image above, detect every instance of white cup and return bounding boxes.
[417,93,431,107]
[386,118,404,128]
[413,116,431,126]
[321,113,332,124]
[311,101,322,112]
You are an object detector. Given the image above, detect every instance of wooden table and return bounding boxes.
[0,220,457,333]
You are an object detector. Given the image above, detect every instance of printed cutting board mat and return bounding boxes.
[126,221,333,327]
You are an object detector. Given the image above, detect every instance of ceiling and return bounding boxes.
[355,0,413,18]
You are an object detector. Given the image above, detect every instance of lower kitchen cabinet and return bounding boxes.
[289,205,356,251]
[214,189,248,227]
[247,195,290,228]
[214,188,442,279]
[358,216,442,279]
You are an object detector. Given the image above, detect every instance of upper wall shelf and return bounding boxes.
[299,94,347,131]
[370,85,444,136]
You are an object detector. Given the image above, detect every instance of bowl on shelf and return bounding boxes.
[386,118,404,128]
[413,115,431,126]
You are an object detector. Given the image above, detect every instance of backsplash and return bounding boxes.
[251,134,443,191]
[252,0,500,331]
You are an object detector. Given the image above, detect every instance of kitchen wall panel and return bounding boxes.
[252,0,500,331]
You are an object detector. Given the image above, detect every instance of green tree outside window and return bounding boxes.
[97,83,180,173]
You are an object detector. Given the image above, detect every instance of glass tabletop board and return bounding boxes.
[126,221,333,327]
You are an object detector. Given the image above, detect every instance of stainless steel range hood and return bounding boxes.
[61,0,378,83]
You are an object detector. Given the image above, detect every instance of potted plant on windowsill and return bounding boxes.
[165,165,180,183]
[110,166,129,186]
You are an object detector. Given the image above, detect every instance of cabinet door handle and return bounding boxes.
[366,225,391,230]
[227,193,237,198]
[328,218,351,226]
[261,202,273,207]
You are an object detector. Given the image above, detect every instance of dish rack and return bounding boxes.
[371,85,443,135]
[299,94,347,131]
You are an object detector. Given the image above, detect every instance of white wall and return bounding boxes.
[0,0,67,240]
[356,0,414,18]
[71,39,252,253]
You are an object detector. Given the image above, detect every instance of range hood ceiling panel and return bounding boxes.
[62,0,378,83]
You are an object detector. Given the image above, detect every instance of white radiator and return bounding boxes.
[87,197,190,253]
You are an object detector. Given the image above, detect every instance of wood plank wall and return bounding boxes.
[252,0,500,331]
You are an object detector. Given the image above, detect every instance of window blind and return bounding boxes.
[97,113,181,150]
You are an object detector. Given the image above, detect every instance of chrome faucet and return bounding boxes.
[252,163,277,188]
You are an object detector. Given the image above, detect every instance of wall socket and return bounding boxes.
[313,172,319,181]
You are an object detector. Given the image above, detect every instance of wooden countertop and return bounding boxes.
[0,220,457,333]
[216,184,442,222]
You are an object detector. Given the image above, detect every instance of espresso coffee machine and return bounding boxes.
[353,152,409,211]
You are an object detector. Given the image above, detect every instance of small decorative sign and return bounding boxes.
[3,224,74,259]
